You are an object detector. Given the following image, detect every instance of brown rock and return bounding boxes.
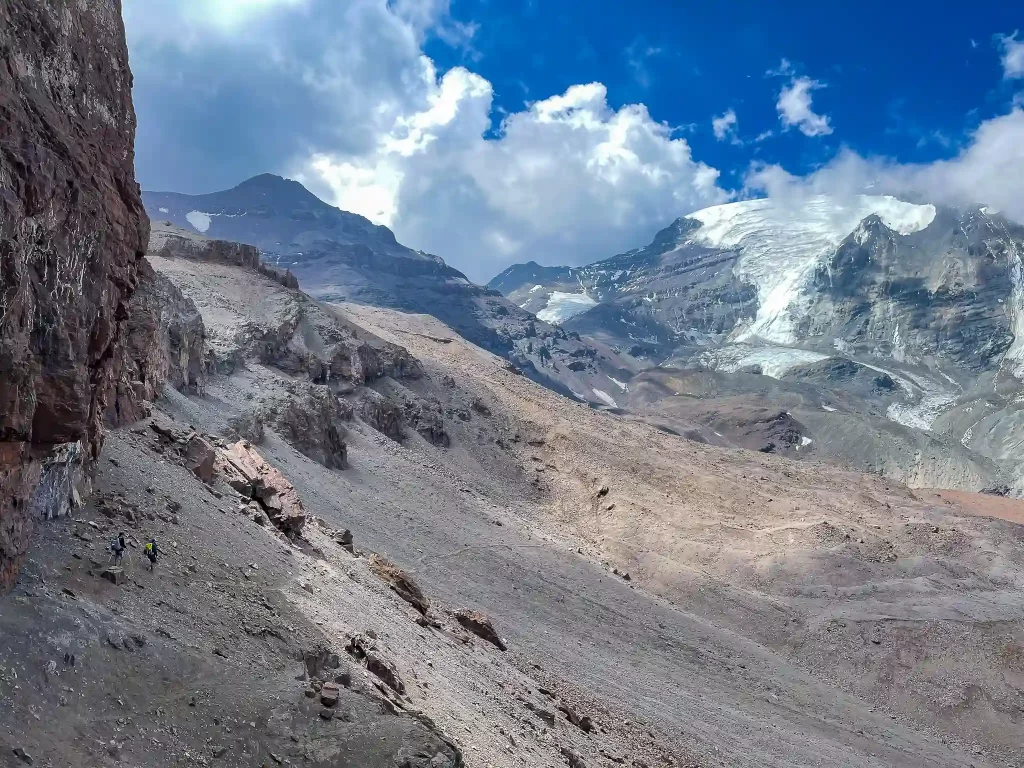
[184,435,216,483]
[558,703,594,733]
[455,610,507,651]
[369,555,430,615]
[214,441,306,535]
[107,260,205,426]
[366,651,405,695]
[0,0,148,592]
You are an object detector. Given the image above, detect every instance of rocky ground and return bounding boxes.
[4,237,1024,768]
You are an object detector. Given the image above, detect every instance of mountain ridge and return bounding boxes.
[143,175,646,409]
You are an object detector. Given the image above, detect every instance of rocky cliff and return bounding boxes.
[107,259,206,427]
[0,0,148,591]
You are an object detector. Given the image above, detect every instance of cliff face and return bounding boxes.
[0,0,148,591]
[107,259,206,427]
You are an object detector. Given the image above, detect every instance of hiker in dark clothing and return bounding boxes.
[144,538,160,570]
[110,533,127,565]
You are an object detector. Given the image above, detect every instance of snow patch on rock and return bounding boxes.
[592,389,617,407]
[536,291,597,324]
[186,211,212,233]
[700,344,828,379]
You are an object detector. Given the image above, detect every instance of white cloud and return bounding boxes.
[127,0,727,282]
[998,32,1024,79]
[765,58,794,77]
[746,107,1024,225]
[625,38,664,88]
[304,76,727,280]
[712,109,739,142]
[776,77,833,137]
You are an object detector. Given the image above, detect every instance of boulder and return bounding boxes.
[101,567,125,586]
[455,610,506,651]
[319,682,340,707]
[366,651,405,694]
[184,435,216,483]
[215,441,306,535]
[0,0,148,592]
[557,703,594,733]
[560,747,587,768]
[369,555,430,615]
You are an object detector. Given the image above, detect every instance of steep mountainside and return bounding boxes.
[490,195,1024,493]
[144,176,641,406]
[0,0,148,591]
[9,222,1024,766]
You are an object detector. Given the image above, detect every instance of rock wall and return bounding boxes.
[149,221,298,289]
[107,259,206,426]
[0,0,148,591]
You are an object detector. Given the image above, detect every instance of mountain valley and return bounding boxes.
[3,4,1024,768]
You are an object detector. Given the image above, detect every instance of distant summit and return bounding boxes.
[142,175,636,404]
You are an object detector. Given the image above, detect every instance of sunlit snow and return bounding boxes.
[536,291,597,324]
[607,376,629,392]
[592,389,617,407]
[529,284,544,293]
[688,195,936,344]
[700,344,828,379]
[186,210,212,233]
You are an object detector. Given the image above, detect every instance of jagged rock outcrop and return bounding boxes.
[359,390,405,442]
[0,0,148,591]
[269,387,351,469]
[215,440,307,536]
[150,221,297,290]
[108,259,206,426]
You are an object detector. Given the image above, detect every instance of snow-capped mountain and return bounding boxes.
[490,195,1024,493]
[144,175,639,404]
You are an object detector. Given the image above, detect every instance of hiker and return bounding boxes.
[110,532,127,565]
[144,538,160,570]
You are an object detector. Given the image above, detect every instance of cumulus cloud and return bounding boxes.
[125,0,726,282]
[712,109,739,142]
[305,78,727,280]
[776,77,833,137]
[746,108,1024,224]
[998,32,1024,79]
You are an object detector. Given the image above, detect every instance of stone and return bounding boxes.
[12,747,32,765]
[558,703,594,733]
[184,435,216,483]
[212,746,228,758]
[366,651,405,694]
[560,747,587,768]
[214,442,306,535]
[454,610,506,651]
[320,682,340,707]
[369,555,430,615]
[101,567,126,586]
[319,708,334,720]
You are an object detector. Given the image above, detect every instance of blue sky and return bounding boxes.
[123,0,1024,281]
[428,0,1020,183]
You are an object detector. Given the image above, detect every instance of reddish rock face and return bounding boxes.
[0,0,149,591]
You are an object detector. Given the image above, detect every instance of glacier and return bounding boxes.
[687,195,937,345]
